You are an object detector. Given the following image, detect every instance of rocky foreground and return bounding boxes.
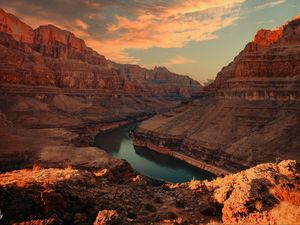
[0,160,299,224]
[133,16,300,174]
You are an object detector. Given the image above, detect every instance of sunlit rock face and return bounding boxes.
[34,25,88,58]
[211,17,300,101]
[0,8,201,97]
[0,8,34,44]
[252,28,283,50]
[204,160,300,225]
[0,160,298,224]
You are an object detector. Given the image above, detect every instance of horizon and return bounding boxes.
[0,0,299,82]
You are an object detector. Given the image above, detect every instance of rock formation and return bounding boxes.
[0,8,201,95]
[0,160,298,224]
[211,17,300,101]
[133,16,300,173]
[0,8,33,44]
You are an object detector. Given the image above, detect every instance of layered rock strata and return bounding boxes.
[210,17,300,101]
[133,99,300,173]
[0,8,201,97]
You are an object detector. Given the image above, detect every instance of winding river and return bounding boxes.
[94,123,215,183]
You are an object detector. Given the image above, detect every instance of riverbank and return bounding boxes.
[88,116,228,177]
[132,138,230,176]
[0,109,152,172]
[72,114,151,147]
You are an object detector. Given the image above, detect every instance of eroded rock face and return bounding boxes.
[34,25,87,58]
[132,99,300,173]
[93,210,121,225]
[212,17,300,101]
[113,64,201,97]
[0,8,34,44]
[0,160,298,224]
[205,160,300,224]
[252,28,283,50]
[0,8,201,97]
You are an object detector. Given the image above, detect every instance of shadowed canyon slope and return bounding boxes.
[133,17,300,173]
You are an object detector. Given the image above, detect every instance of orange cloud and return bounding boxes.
[75,19,89,30]
[87,0,246,62]
[1,0,247,64]
[162,56,196,67]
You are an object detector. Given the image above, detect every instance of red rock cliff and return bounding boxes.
[0,8,201,97]
[211,17,300,101]
[248,28,283,50]
[0,8,34,44]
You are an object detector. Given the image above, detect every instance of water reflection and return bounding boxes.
[94,123,215,183]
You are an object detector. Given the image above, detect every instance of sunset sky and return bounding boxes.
[1,0,299,82]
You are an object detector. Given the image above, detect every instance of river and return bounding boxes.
[94,123,215,183]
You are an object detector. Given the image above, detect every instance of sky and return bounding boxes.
[1,0,299,82]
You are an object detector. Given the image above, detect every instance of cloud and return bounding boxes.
[246,0,287,13]
[0,0,247,63]
[75,19,89,30]
[162,56,196,67]
[254,0,286,10]
[90,0,247,62]
[85,37,140,64]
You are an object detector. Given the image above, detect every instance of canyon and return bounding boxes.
[0,8,299,225]
[133,16,300,174]
[0,8,201,172]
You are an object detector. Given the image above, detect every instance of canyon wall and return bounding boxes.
[210,17,300,101]
[0,8,201,98]
[133,17,300,173]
